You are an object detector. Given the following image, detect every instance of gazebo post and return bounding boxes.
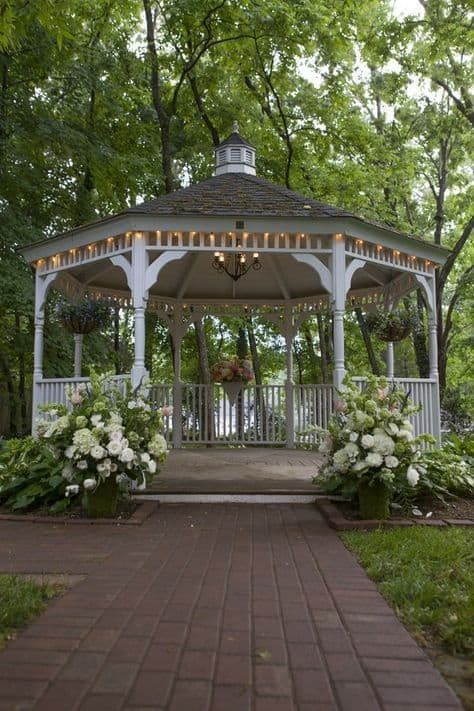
[172,333,183,449]
[73,333,83,377]
[130,234,149,388]
[386,342,395,379]
[428,305,441,444]
[284,305,295,449]
[332,234,346,390]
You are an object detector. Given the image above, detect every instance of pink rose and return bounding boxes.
[70,391,83,405]
[161,406,173,417]
[334,400,346,412]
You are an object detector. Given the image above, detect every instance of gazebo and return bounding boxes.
[21,125,449,447]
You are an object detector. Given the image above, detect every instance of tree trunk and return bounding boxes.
[0,351,17,437]
[246,317,267,439]
[15,311,27,433]
[411,291,429,378]
[354,308,380,375]
[302,321,319,382]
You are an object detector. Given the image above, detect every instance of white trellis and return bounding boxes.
[22,125,448,446]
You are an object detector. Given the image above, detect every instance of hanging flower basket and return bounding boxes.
[365,307,412,342]
[211,356,254,406]
[57,298,110,335]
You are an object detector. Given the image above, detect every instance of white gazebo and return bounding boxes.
[21,125,449,447]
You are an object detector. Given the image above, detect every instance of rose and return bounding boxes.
[65,484,80,497]
[365,452,383,468]
[161,406,173,417]
[70,391,83,405]
[107,440,123,456]
[90,445,106,460]
[361,434,374,449]
[385,455,399,469]
[83,478,97,490]
[76,460,88,470]
[119,447,135,463]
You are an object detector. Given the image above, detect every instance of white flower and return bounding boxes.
[148,460,157,474]
[365,452,383,468]
[372,433,395,456]
[361,434,374,449]
[386,423,399,436]
[407,465,419,487]
[90,445,106,460]
[62,463,74,480]
[65,484,79,497]
[148,434,167,457]
[333,449,350,473]
[83,478,97,490]
[76,460,88,470]
[127,400,137,409]
[107,440,123,456]
[385,455,399,469]
[91,414,103,427]
[349,432,358,443]
[73,428,98,455]
[352,460,368,473]
[120,447,135,463]
[398,429,413,441]
[140,452,151,463]
[342,442,359,460]
[161,405,173,417]
[65,445,76,459]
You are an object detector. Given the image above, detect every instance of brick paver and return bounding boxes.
[0,505,462,710]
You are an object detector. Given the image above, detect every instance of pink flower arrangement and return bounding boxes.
[211,357,254,383]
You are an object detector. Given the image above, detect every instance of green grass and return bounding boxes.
[0,575,60,647]
[342,527,474,656]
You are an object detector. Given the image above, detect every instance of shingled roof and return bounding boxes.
[122,173,352,219]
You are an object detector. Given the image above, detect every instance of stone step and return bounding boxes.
[133,493,323,504]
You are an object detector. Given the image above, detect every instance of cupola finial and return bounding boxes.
[232,120,239,134]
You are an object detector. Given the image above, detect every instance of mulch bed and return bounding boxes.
[0,500,158,525]
[317,496,474,530]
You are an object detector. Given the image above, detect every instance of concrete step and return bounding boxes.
[133,492,324,504]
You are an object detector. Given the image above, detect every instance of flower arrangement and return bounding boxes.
[211,356,254,383]
[36,374,169,517]
[317,376,434,519]
[57,298,110,334]
[365,306,412,342]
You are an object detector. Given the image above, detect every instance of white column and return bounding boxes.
[332,234,346,390]
[131,234,149,388]
[428,309,441,444]
[386,342,394,379]
[172,332,183,449]
[32,315,45,434]
[284,308,295,449]
[73,333,83,377]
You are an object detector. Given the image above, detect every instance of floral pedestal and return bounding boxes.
[85,475,119,518]
[358,480,391,520]
[222,381,245,406]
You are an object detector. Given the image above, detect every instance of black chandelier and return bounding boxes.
[212,244,262,281]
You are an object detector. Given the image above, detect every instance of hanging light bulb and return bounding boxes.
[212,242,262,281]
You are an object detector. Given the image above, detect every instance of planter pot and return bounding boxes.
[85,475,119,518]
[376,323,411,342]
[222,381,245,406]
[358,480,391,520]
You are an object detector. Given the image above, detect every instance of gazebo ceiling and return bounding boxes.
[66,250,399,306]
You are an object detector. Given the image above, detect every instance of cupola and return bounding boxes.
[214,121,256,176]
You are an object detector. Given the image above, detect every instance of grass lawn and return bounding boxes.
[342,527,474,656]
[0,575,60,648]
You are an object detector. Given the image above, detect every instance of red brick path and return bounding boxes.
[0,505,461,710]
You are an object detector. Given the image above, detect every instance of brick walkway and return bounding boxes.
[0,505,461,710]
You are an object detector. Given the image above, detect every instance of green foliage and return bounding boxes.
[56,298,110,335]
[0,575,61,648]
[365,305,413,342]
[0,437,69,512]
[343,528,474,656]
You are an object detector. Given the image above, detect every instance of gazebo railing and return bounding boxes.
[33,376,439,446]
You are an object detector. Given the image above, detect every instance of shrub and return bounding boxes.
[0,437,69,513]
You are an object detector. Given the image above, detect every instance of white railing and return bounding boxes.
[352,377,440,442]
[295,385,334,443]
[34,376,440,446]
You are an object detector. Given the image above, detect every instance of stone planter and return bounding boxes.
[358,480,391,520]
[85,475,119,518]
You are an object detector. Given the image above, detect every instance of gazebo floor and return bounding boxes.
[141,448,324,496]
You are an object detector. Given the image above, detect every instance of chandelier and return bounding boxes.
[212,244,262,281]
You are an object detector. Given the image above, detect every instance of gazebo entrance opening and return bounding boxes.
[22,125,448,446]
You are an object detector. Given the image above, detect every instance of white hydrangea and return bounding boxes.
[385,455,399,469]
[398,429,413,441]
[407,465,419,486]
[140,452,151,463]
[372,433,395,456]
[365,452,383,468]
[83,478,97,490]
[62,463,74,480]
[148,434,167,458]
[361,434,374,449]
[342,442,359,460]
[73,428,98,455]
[148,460,157,474]
[333,449,350,473]
[65,445,76,459]
[386,422,399,436]
[349,432,358,443]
